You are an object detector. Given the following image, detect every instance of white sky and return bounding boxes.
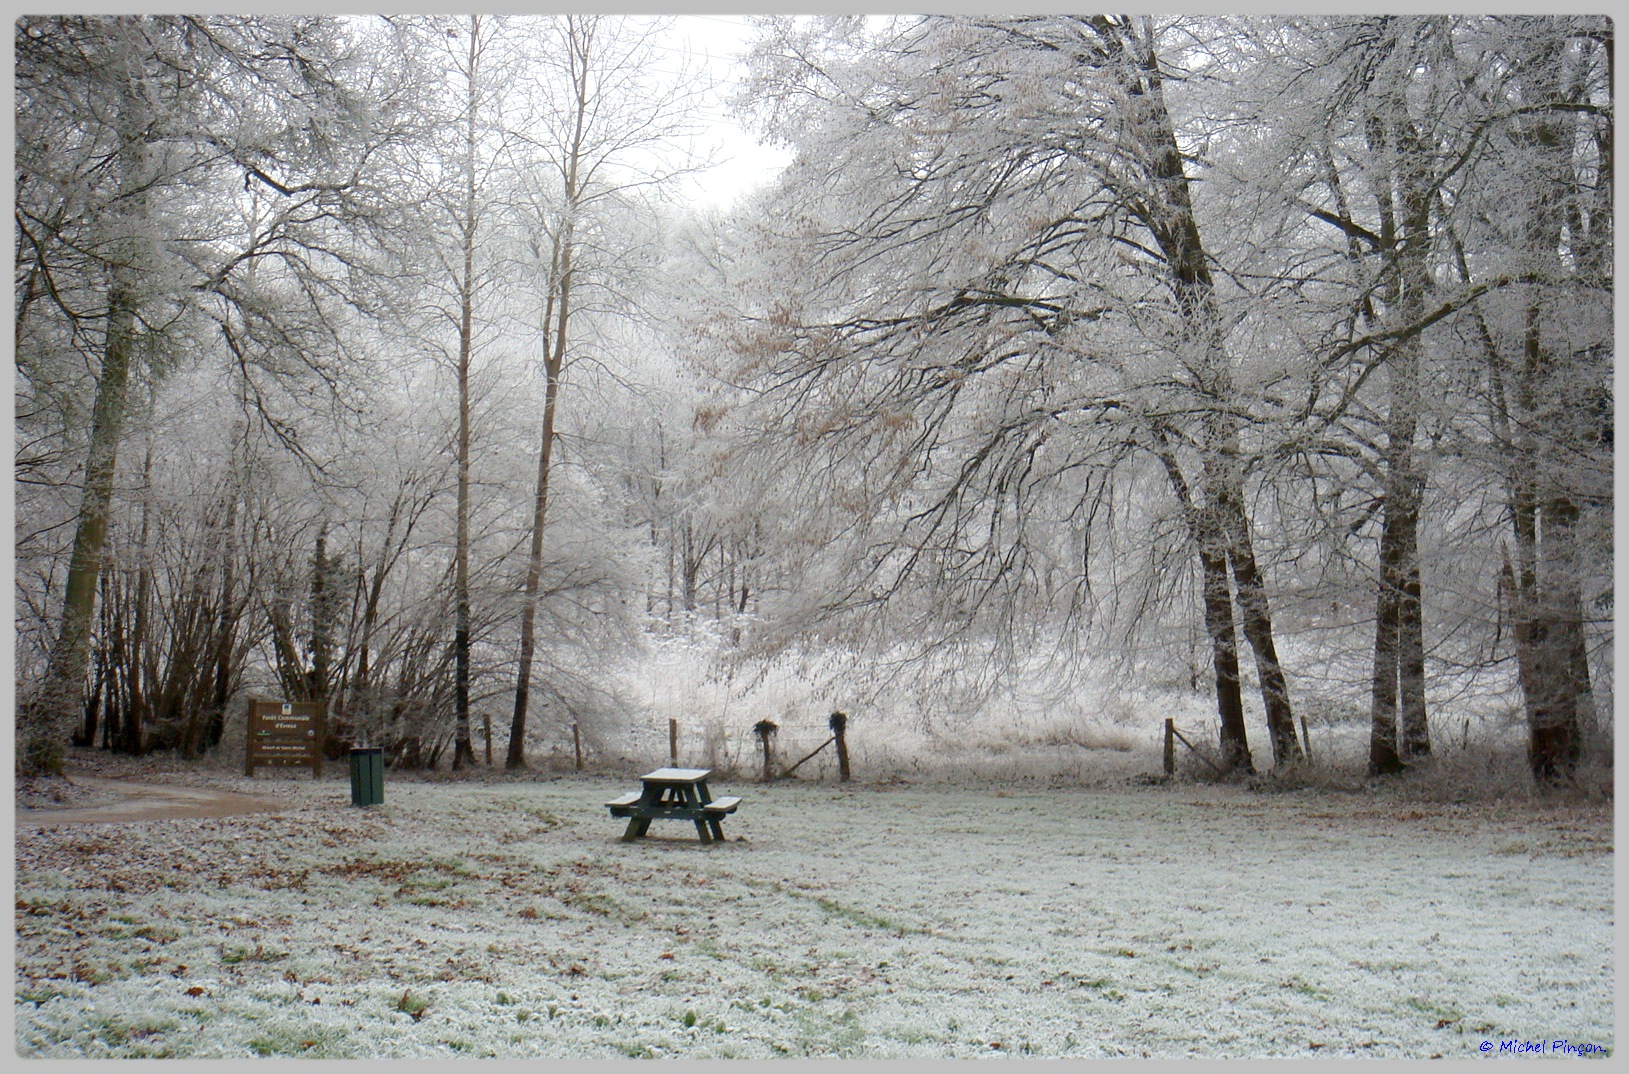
[659,14,794,210]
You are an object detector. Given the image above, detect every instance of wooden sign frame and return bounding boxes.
[244,700,324,777]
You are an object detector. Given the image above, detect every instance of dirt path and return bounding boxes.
[14,776,288,828]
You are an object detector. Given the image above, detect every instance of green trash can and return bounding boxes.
[349,747,384,807]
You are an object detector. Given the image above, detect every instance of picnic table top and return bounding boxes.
[640,767,711,783]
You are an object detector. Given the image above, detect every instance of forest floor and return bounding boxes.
[12,747,1615,1059]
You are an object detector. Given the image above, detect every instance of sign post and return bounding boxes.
[244,700,324,777]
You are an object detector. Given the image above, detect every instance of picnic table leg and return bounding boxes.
[707,817,725,841]
[622,786,665,841]
[693,817,713,843]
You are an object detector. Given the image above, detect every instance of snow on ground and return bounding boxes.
[13,760,1613,1059]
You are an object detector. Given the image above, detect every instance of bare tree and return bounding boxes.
[1240,15,1611,781]
[423,13,521,770]
[503,15,707,768]
[15,18,175,774]
[722,15,1304,770]
[1475,19,1612,782]
[14,14,421,774]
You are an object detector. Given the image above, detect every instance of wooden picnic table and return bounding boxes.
[605,767,740,844]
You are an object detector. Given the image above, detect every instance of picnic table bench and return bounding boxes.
[606,767,740,844]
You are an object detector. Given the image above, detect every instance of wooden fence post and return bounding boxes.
[483,710,493,767]
[830,711,850,782]
[1163,718,1175,777]
[669,718,679,766]
[572,722,583,772]
[754,720,778,782]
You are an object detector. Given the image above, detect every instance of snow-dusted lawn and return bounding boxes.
[14,772,1613,1059]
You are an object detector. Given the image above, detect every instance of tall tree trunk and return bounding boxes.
[1112,17,1287,770]
[1505,39,1602,784]
[681,524,700,614]
[1368,507,1407,775]
[1567,613,1596,738]
[508,235,571,770]
[76,660,104,750]
[1363,106,1434,773]
[309,525,334,714]
[1222,484,1300,767]
[122,418,156,756]
[1153,430,1252,773]
[1526,496,1587,781]
[1369,479,1429,771]
[451,14,482,771]
[206,449,243,756]
[1396,516,1429,758]
[509,17,595,769]
[18,92,147,773]
[1201,536,1252,773]
[82,572,120,749]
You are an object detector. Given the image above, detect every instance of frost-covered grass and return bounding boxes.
[15,766,1613,1059]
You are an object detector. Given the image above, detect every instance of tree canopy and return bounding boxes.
[14,14,1611,787]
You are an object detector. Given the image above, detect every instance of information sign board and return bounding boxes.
[244,700,323,776]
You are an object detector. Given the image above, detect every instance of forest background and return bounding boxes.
[11,12,1614,793]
